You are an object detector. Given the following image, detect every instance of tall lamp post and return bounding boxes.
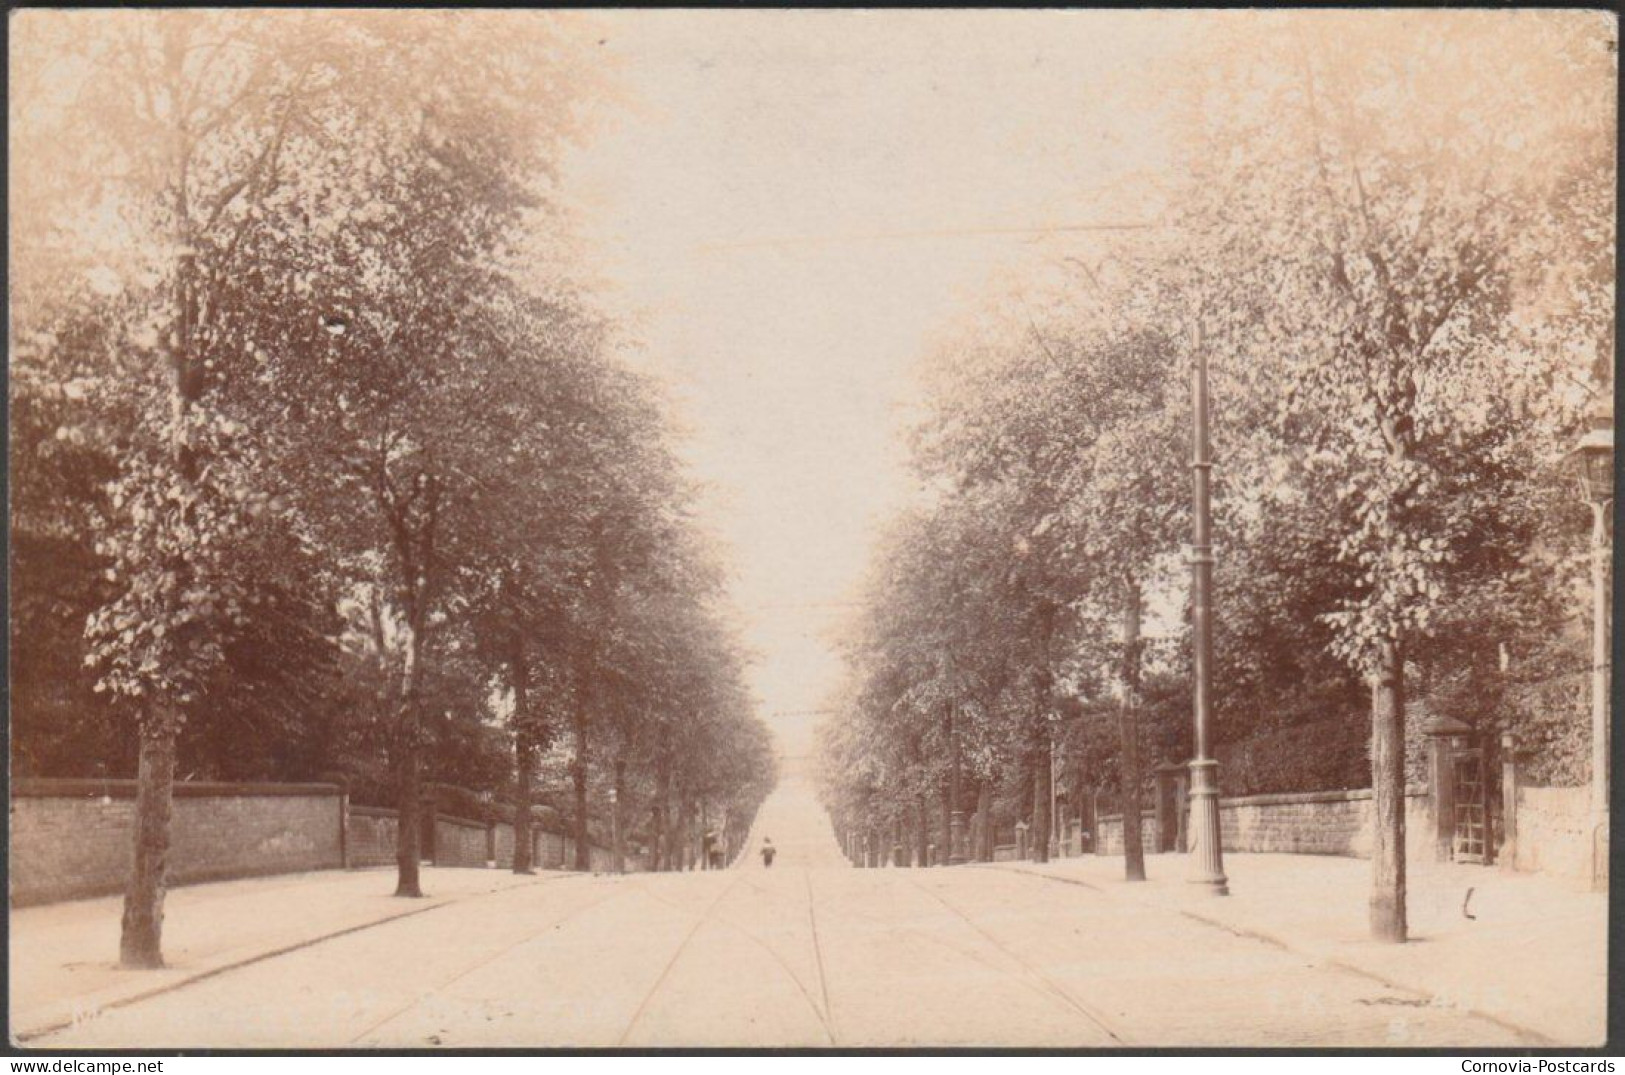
[1569,411,1613,891]
[1186,322,1228,895]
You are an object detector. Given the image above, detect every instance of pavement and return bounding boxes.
[9,778,1607,1049]
[9,865,571,1044]
[981,849,1608,1048]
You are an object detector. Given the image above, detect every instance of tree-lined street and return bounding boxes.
[17,770,1599,1049]
[8,10,1614,1053]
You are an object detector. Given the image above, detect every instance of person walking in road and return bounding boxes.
[760,836,776,868]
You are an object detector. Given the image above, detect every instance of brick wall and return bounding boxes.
[10,779,343,906]
[1513,786,1593,881]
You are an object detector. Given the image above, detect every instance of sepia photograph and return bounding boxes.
[6,6,1618,1054]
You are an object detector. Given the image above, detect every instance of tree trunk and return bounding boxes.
[1119,583,1147,882]
[120,160,201,963]
[118,40,191,967]
[513,731,534,875]
[511,638,534,875]
[962,774,981,861]
[697,799,707,870]
[975,780,994,862]
[915,794,929,867]
[1032,735,1052,864]
[667,783,682,871]
[394,735,423,896]
[1370,636,1408,942]
[678,796,693,870]
[120,723,178,967]
[393,615,426,897]
[612,757,627,874]
[572,706,590,871]
[652,759,670,871]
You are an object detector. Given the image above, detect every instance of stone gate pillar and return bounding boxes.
[1500,733,1521,872]
[1154,762,1184,853]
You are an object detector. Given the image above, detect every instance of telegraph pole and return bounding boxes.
[1187,321,1229,895]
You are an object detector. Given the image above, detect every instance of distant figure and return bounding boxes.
[701,829,717,870]
[761,837,776,868]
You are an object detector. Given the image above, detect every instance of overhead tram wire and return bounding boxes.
[694,219,1161,254]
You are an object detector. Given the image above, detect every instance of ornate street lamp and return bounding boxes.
[1186,321,1228,895]
[1572,413,1615,502]
[1568,411,1613,891]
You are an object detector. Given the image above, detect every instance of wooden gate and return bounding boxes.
[1452,748,1488,863]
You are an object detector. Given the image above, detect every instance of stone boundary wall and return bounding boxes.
[431,814,491,868]
[10,779,344,906]
[1090,786,1432,862]
[346,805,400,869]
[1217,787,1432,859]
[12,781,644,906]
[1513,785,1593,881]
[538,830,568,869]
[1093,813,1159,856]
[491,820,520,869]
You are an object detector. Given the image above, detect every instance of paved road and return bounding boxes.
[36,777,1536,1049]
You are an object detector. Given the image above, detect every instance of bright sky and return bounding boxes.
[560,11,1184,756]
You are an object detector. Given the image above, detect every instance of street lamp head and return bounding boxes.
[1569,411,1614,504]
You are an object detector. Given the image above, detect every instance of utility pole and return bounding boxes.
[948,653,967,865]
[1187,320,1229,895]
[1570,411,1613,891]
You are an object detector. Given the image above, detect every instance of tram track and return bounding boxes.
[614,869,752,1046]
[802,867,838,1043]
[347,880,636,1046]
[616,871,838,1045]
[894,870,1131,1045]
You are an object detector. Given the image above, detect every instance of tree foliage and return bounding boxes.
[817,13,1612,930]
[10,10,774,962]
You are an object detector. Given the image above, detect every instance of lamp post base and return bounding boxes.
[1187,758,1228,895]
